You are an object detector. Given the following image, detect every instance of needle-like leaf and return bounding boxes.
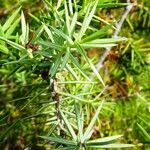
[87,143,135,148]
[76,0,98,41]
[86,135,123,145]
[82,100,104,142]
[59,110,77,141]
[2,7,21,32]
[0,36,25,50]
[39,136,77,146]
[75,43,105,86]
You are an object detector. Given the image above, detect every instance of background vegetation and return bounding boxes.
[0,0,150,149]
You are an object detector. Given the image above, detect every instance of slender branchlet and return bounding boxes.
[93,0,135,79]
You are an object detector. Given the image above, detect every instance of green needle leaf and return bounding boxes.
[75,43,105,86]
[39,136,77,146]
[87,143,135,148]
[86,135,123,145]
[2,7,21,32]
[59,110,77,141]
[76,0,98,41]
[82,100,104,142]
[0,36,25,50]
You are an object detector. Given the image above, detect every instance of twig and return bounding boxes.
[113,3,134,38]
[93,1,135,79]
[50,78,64,135]
[82,1,134,92]
[50,78,61,121]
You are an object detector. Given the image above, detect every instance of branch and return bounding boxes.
[93,1,135,79]
[83,1,135,92]
[96,2,134,71]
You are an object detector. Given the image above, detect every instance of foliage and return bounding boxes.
[0,0,150,149]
